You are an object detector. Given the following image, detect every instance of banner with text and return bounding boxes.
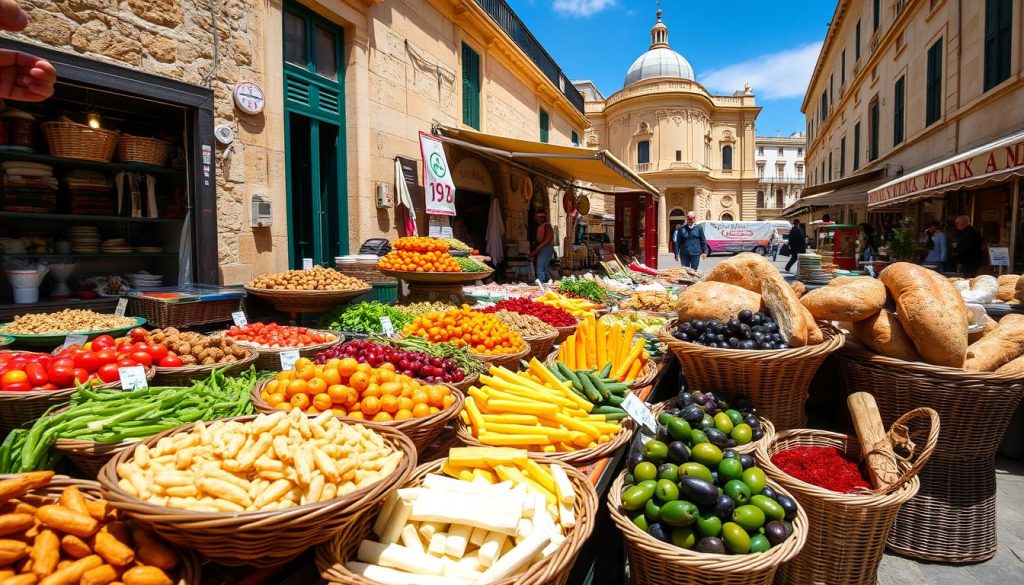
[419,132,456,216]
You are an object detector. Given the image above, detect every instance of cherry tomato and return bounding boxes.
[116,341,134,354]
[96,363,121,384]
[1,370,29,390]
[48,358,75,388]
[28,354,52,367]
[147,344,169,361]
[1,382,30,392]
[72,368,91,384]
[158,355,183,368]
[116,359,138,369]
[128,352,153,368]
[130,327,149,342]
[73,351,101,373]
[24,362,48,386]
[91,334,116,351]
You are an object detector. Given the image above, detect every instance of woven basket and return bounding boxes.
[553,323,577,344]
[470,343,530,371]
[454,415,635,468]
[42,120,118,162]
[315,457,598,585]
[835,343,1024,563]
[658,322,845,430]
[245,286,372,314]
[756,408,938,585]
[449,369,481,393]
[336,263,396,284]
[128,296,240,329]
[97,416,417,567]
[650,398,775,456]
[152,347,258,386]
[117,135,171,165]
[609,471,808,585]
[55,437,138,479]
[542,350,659,391]
[522,328,558,362]
[213,329,342,371]
[251,380,464,455]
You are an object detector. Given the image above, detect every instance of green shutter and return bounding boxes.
[893,77,905,146]
[539,109,549,143]
[985,0,1013,90]
[853,122,861,170]
[926,39,942,125]
[462,43,480,130]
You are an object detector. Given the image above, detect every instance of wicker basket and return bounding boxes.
[97,416,418,567]
[522,328,558,362]
[117,135,171,166]
[650,398,775,456]
[835,343,1024,563]
[212,329,342,371]
[609,471,807,585]
[658,322,845,430]
[756,408,938,585]
[55,438,137,479]
[553,323,577,344]
[152,348,258,386]
[315,457,598,585]
[336,263,396,284]
[245,286,372,314]
[42,120,118,162]
[542,350,659,391]
[454,415,635,468]
[470,343,530,371]
[251,380,464,455]
[128,296,240,329]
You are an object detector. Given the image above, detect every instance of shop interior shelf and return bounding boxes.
[0,211,181,223]
[1,253,177,258]
[0,150,184,176]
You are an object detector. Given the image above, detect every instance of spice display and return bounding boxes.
[455,257,489,272]
[599,312,667,336]
[404,307,526,356]
[556,315,649,382]
[0,309,137,335]
[479,297,576,327]
[557,278,608,303]
[0,472,182,584]
[113,409,403,511]
[534,291,604,318]
[224,323,336,349]
[385,336,486,376]
[620,290,677,312]
[248,265,368,291]
[491,311,556,338]
[318,301,413,335]
[317,339,471,384]
[147,328,249,365]
[351,447,574,583]
[770,446,872,494]
[261,356,457,421]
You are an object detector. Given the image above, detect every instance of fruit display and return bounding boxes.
[0,472,185,585]
[581,273,633,295]
[146,327,249,365]
[112,409,403,511]
[655,390,767,452]
[316,339,473,385]
[455,257,490,272]
[460,361,624,453]
[261,357,457,421]
[534,291,604,318]
[555,315,649,382]
[318,301,413,335]
[403,307,526,356]
[479,297,576,327]
[557,278,608,303]
[0,369,258,472]
[489,310,556,338]
[619,438,798,555]
[248,265,369,291]
[0,309,137,335]
[378,237,461,272]
[599,311,668,336]
[350,447,577,582]
[385,336,486,376]
[672,310,793,350]
[439,237,472,251]
[770,446,872,493]
[224,322,337,349]
[620,290,677,313]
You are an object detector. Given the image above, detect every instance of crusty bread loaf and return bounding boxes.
[963,314,1024,371]
[705,253,781,294]
[969,314,1000,344]
[802,304,825,344]
[1014,275,1024,302]
[675,281,763,323]
[791,280,808,298]
[879,263,968,367]
[762,277,808,347]
[998,275,1020,302]
[995,354,1024,376]
[852,310,922,362]
[800,277,887,322]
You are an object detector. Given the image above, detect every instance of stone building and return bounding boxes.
[755,133,805,219]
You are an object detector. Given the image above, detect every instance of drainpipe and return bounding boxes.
[201,0,221,88]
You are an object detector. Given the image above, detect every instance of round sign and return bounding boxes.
[576,195,591,215]
[233,81,265,115]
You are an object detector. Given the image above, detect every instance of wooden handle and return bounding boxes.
[847,392,899,490]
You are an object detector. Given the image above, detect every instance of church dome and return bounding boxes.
[624,8,695,86]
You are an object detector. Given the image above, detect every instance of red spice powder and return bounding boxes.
[771,446,872,493]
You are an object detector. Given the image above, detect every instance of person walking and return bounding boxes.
[769,230,782,261]
[673,211,707,270]
[785,218,807,273]
[953,214,983,277]
[529,209,556,282]
[924,220,948,271]
[858,223,879,262]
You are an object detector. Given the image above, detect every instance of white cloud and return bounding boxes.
[553,0,616,17]
[701,42,824,100]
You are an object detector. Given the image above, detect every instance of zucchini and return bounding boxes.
[591,405,626,415]
[599,363,613,378]
[577,371,603,403]
[557,363,585,394]
[587,372,611,401]
[547,364,568,383]
[601,411,629,422]
[601,381,631,394]
[606,392,625,406]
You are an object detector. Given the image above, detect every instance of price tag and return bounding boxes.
[279,349,301,371]
[62,333,88,350]
[114,298,128,317]
[118,366,148,391]
[380,317,395,337]
[622,393,657,433]
[302,258,314,270]
[231,311,248,327]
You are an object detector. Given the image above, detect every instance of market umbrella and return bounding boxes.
[395,158,417,236]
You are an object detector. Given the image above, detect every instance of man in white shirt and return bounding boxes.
[924,220,948,271]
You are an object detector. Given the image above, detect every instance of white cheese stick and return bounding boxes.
[446,523,473,558]
[558,500,576,529]
[515,517,533,540]
[531,493,559,541]
[345,561,474,585]
[381,498,413,544]
[550,464,575,506]
[442,556,483,578]
[356,540,444,576]
[469,526,489,547]
[475,532,552,585]
[373,492,400,537]
[396,487,427,501]
[410,492,523,534]
[419,521,446,541]
[520,486,535,519]
[423,474,513,497]
[457,552,485,572]
[542,533,565,556]
[478,532,506,567]
[428,531,448,556]
[400,523,424,554]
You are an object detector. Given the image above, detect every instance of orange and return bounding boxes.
[290,393,310,410]
[361,396,381,415]
[379,363,396,373]
[275,371,292,382]
[267,392,285,407]
[381,382,403,396]
[312,393,333,411]
[307,377,327,395]
[380,395,399,415]
[355,362,372,375]
[412,402,431,418]
[285,379,308,398]
[378,369,396,383]
[338,358,358,378]
[362,384,381,399]
[411,389,430,405]
[323,358,341,370]
[429,406,440,414]
[322,368,341,386]
[398,397,414,412]
[372,411,393,422]
[294,357,313,370]
[442,394,456,409]
[264,380,280,394]
[348,411,365,420]
[427,387,445,408]
[395,409,414,420]
[349,371,370,392]
[296,365,316,381]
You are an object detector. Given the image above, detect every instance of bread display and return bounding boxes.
[704,252,781,294]
[998,274,1020,301]
[674,281,762,323]
[963,314,1024,371]
[802,304,825,345]
[761,276,808,347]
[852,310,923,362]
[879,263,969,368]
[955,275,998,304]
[791,280,808,298]
[1014,275,1024,302]
[800,277,887,322]
[996,353,1024,376]
[969,314,999,344]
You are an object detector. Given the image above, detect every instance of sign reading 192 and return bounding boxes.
[429,182,454,203]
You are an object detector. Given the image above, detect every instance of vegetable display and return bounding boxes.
[556,278,607,303]
[655,390,766,452]
[403,307,526,356]
[556,315,649,382]
[544,362,627,421]
[534,291,604,318]
[0,309,138,335]
[455,257,489,272]
[113,410,403,512]
[489,311,556,338]
[599,312,667,336]
[438,237,472,251]
[0,472,184,585]
[224,323,336,349]
[260,357,456,421]
[318,302,413,335]
[147,328,249,366]
[248,265,368,291]
[317,339,471,384]
[0,368,258,473]
[384,336,486,376]
[351,447,576,584]
[378,237,461,273]
[460,361,623,453]
[479,298,576,327]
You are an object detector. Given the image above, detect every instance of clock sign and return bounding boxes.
[233,81,265,115]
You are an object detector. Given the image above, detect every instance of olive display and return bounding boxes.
[657,389,767,449]
[672,310,791,350]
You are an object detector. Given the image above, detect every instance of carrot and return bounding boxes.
[625,359,643,381]
[31,529,60,578]
[0,472,53,505]
[615,339,645,381]
[563,334,575,369]
[574,331,586,369]
[596,320,607,368]
[607,324,620,368]
[619,325,637,365]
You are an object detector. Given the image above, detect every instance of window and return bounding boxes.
[853,122,862,170]
[461,43,480,130]
[284,11,307,67]
[721,212,734,221]
[841,49,847,84]
[675,150,682,162]
[757,162,765,178]
[821,159,826,182]
[778,147,784,155]
[869,97,880,161]
[757,146,764,156]
[828,151,833,181]
[820,92,828,121]
[873,0,881,31]
[893,76,905,146]
[776,162,785,177]
[571,131,579,147]
[839,136,847,178]
[722,145,733,170]
[637,140,650,164]
[984,0,1013,91]
[795,163,804,178]
[830,74,834,104]
[797,147,804,156]
[926,38,943,125]
[775,189,784,208]
[314,26,338,80]
[757,190,765,207]
[855,20,862,59]
[539,109,549,143]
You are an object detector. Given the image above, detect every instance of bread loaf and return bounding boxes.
[995,354,1024,377]
[762,277,808,347]
[1014,274,1024,302]
[802,304,825,345]
[791,280,808,298]
[997,274,1020,302]
[963,314,1024,371]
[705,253,781,294]
[800,277,887,322]
[879,263,968,367]
[675,281,763,323]
[852,310,922,362]
[969,314,999,344]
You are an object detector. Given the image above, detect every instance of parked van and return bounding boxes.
[699,220,791,255]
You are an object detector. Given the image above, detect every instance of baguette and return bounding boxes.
[879,263,968,367]
[800,277,887,322]
[761,276,808,347]
[852,310,922,362]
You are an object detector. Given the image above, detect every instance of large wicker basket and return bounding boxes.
[835,343,1024,563]
[543,350,659,391]
[658,322,845,430]
[128,296,240,329]
[454,416,635,468]
[755,407,939,585]
[42,120,118,162]
[152,347,258,386]
[553,323,577,345]
[245,286,372,314]
[97,416,417,567]
[117,135,171,166]
[650,397,775,456]
[251,379,464,455]
[608,472,808,585]
[522,328,558,362]
[470,343,530,371]
[315,456,598,585]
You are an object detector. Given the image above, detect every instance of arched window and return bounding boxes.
[756,190,765,208]
[721,212,734,221]
[637,140,650,164]
[722,145,733,170]
[775,189,784,208]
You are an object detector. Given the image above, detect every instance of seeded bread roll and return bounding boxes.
[852,310,922,362]
[879,262,968,367]
[963,314,1024,371]
[675,281,763,323]
[800,277,887,322]
[998,275,1020,302]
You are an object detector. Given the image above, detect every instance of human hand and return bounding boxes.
[700,254,707,261]
[0,0,28,31]
[0,49,56,101]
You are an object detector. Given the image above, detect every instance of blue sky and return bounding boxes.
[508,0,837,136]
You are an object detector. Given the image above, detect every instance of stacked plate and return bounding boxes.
[127,272,163,289]
[102,238,133,254]
[797,253,833,284]
[67,226,100,254]
[135,246,164,253]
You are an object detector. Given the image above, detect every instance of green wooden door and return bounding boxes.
[283,3,347,267]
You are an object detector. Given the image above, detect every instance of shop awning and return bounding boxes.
[434,126,658,196]
[782,168,888,218]
[869,129,1024,209]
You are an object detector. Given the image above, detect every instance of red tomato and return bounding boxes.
[2,382,30,392]
[128,352,153,368]
[24,362,48,386]
[74,351,101,373]
[91,334,116,350]
[73,368,91,384]
[48,358,75,388]
[7,358,29,371]
[37,383,58,391]
[116,359,137,369]
[1,370,29,390]
[158,354,183,368]
[130,327,148,342]
[116,341,134,354]
[147,344,169,361]
[95,350,117,366]
[96,363,121,384]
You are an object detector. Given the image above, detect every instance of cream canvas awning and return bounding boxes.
[782,168,887,218]
[434,126,658,196]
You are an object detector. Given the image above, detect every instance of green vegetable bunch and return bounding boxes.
[455,257,488,272]
[558,278,607,303]
[318,301,412,334]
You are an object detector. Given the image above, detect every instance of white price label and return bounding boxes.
[279,349,301,371]
[118,366,148,391]
[231,311,248,327]
[380,316,395,337]
[621,393,657,433]
[114,298,128,317]
[62,333,88,350]
[302,258,314,270]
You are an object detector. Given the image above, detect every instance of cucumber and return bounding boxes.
[601,381,631,394]
[606,392,625,406]
[587,372,611,401]
[557,363,585,394]
[599,363,613,378]
[547,364,568,383]
[601,411,629,422]
[577,371,603,403]
[591,405,626,415]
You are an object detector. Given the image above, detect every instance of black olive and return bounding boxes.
[760,342,775,350]
[692,320,706,331]
[750,314,763,326]
[728,337,740,348]
[740,340,757,350]
[738,310,753,323]
[777,343,791,350]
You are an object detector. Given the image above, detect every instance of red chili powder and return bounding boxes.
[771,446,872,493]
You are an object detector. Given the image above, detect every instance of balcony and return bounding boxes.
[635,162,652,173]
[475,0,586,113]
